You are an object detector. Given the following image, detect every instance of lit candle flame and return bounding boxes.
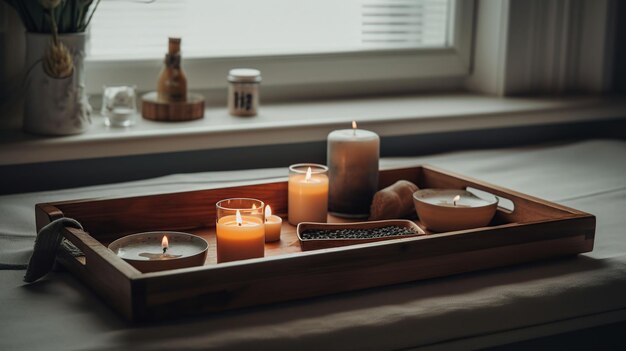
[453,195,461,207]
[265,204,272,221]
[236,209,243,226]
[305,167,312,181]
[352,120,357,136]
[161,235,169,254]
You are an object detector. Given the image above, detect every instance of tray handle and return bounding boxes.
[466,186,515,213]
[36,203,139,277]
[421,165,581,221]
[61,226,140,277]
[61,227,92,266]
[58,226,138,321]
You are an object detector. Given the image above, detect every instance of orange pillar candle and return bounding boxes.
[216,198,265,263]
[264,205,282,242]
[288,164,329,225]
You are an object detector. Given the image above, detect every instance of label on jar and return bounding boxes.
[229,83,259,116]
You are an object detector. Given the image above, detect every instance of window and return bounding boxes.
[91,0,453,59]
[85,0,473,97]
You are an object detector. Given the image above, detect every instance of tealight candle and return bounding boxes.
[288,164,329,225]
[264,205,282,242]
[216,198,265,263]
[413,189,498,232]
[108,231,208,273]
[327,121,380,218]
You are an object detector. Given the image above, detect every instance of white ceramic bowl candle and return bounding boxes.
[413,189,498,232]
[108,231,208,273]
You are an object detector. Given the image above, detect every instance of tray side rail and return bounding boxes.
[50,181,288,242]
[132,215,595,321]
[420,165,595,223]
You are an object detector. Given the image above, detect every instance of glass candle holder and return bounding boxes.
[101,85,137,127]
[288,163,329,225]
[215,198,265,263]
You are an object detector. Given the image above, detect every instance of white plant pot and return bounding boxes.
[23,32,92,136]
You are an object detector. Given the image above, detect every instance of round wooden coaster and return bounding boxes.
[141,92,205,122]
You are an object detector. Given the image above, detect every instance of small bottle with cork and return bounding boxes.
[141,37,204,121]
[157,37,187,103]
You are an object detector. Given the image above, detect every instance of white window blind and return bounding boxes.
[89,0,453,60]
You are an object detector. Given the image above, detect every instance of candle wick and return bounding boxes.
[163,247,167,254]
[238,223,242,227]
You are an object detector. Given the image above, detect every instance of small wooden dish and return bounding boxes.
[141,92,205,121]
[108,231,208,273]
[297,220,425,251]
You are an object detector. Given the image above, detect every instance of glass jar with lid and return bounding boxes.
[228,68,261,116]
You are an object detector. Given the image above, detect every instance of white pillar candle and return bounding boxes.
[327,121,380,217]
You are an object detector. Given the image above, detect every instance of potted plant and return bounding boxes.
[3,0,101,135]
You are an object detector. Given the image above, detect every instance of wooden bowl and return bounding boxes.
[141,92,205,121]
[297,219,425,251]
[108,231,208,273]
[413,189,498,232]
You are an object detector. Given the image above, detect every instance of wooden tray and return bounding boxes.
[35,165,596,322]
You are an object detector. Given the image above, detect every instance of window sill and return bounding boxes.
[1,92,625,166]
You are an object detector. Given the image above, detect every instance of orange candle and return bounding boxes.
[264,205,282,242]
[216,210,264,263]
[288,164,329,225]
